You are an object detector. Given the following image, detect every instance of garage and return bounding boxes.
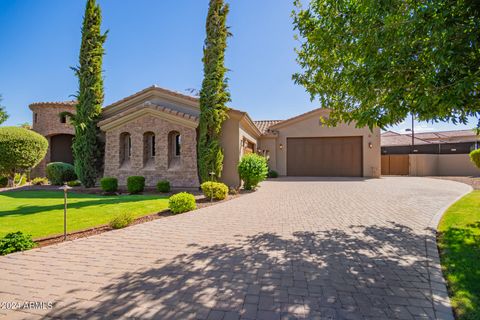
[287,136,363,176]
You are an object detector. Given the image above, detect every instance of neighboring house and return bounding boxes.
[381,130,480,176]
[30,85,381,187]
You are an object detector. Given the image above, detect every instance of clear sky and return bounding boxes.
[0,0,477,133]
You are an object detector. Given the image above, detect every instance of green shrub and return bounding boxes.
[156,180,171,193]
[0,127,48,186]
[14,173,27,186]
[31,177,49,185]
[0,176,7,188]
[46,162,77,185]
[268,169,279,178]
[237,153,269,190]
[109,212,134,229]
[470,149,480,169]
[101,177,118,193]
[201,181,228,200]
[67,180,81,187]
[169,192,196,214]
[127,176,145,194]
[0,232,36,255]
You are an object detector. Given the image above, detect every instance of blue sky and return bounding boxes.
[0,0,477,133]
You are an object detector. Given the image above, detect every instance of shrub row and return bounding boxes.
[46,162,77,185]
[99,176,172,194]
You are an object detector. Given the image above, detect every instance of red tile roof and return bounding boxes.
[253,120,283,134]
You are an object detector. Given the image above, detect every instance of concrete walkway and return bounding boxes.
[0,177,471,320]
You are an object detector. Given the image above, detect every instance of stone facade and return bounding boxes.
[29,102,76,178]
[103,114,199,187]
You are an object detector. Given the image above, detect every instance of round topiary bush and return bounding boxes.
[0,127,48,186]
[268,169,279,178]
[237,153,269,190]
[101,177,118,193]
[169,192,196,214]
[127,176,145,194]
[109,212,134,229]
[156,180,171,193]
[46,162,77,185]
[201,181,228,200]
[470,149,480,169]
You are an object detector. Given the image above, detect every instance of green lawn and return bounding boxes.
[438,191,480,320]
[0,191,169,239]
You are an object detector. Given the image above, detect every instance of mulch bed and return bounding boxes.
[34,192,243,248]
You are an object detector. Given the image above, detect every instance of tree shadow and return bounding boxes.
[47,223,440,319]
[0,191,168,217]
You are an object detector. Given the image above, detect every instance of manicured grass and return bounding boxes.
[0,191,169,239]
[438,191,480,320]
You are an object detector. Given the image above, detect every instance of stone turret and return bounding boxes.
[29,101,77,178]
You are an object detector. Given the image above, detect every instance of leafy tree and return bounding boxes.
[0,95,9,125]
[68,0,107,187]
[0,127,48,187]
[293,0,480,129]
[197,0,231,182]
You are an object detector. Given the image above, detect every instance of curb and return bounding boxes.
[425,184,473,320]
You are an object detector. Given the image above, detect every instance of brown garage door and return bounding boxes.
[287,137,363,176]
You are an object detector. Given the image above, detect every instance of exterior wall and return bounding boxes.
[29,103,76,178]
[220,117,241,188]
[409,154,438,176]
[260,110,381,177]
[408,154,479,176]
[219,113,260,188]
[438,154,479,176]
[103,114,199,187]
[258,137,277,170]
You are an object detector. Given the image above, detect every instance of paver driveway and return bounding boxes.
[0,177,471,320]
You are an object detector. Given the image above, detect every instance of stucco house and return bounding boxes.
[30,85,381,188]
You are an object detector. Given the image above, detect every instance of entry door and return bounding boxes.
[287,137,363,176]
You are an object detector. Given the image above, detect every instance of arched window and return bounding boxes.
[168,131,181,168]
[119,132,131,167]
[143,132,155,167]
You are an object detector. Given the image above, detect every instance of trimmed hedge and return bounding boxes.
[101,177,118,193]
[157,180,171,193]
[238,153,269,190]
[169,192,196,214]
[127,176,145,194]
[470,149,480,169]
[201,181,228,200]
[0,127,48,184]
[46,162,77,185]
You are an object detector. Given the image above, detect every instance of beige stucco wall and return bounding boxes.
[258,137,277,170]
[259,110,381,177]
[438,154,480,176]
[408,154,479,177]
[103,114,199,187]
[219,116,241,188]
[409,154,438,176]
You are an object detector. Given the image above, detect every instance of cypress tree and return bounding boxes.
[71,0,107,187]
[198,0,231,182]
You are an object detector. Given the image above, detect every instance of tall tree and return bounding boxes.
[293,0,480,129]
[0,95,9,125]
[71,0,107,187]
[198,0,231,182]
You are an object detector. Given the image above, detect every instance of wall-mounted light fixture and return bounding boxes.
[279,143,283,150]
[368,142,373,149]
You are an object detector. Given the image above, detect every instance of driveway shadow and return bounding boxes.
[45,223,444,319]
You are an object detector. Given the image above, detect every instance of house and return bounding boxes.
[381,130,479,176]
[30,85,381,187]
